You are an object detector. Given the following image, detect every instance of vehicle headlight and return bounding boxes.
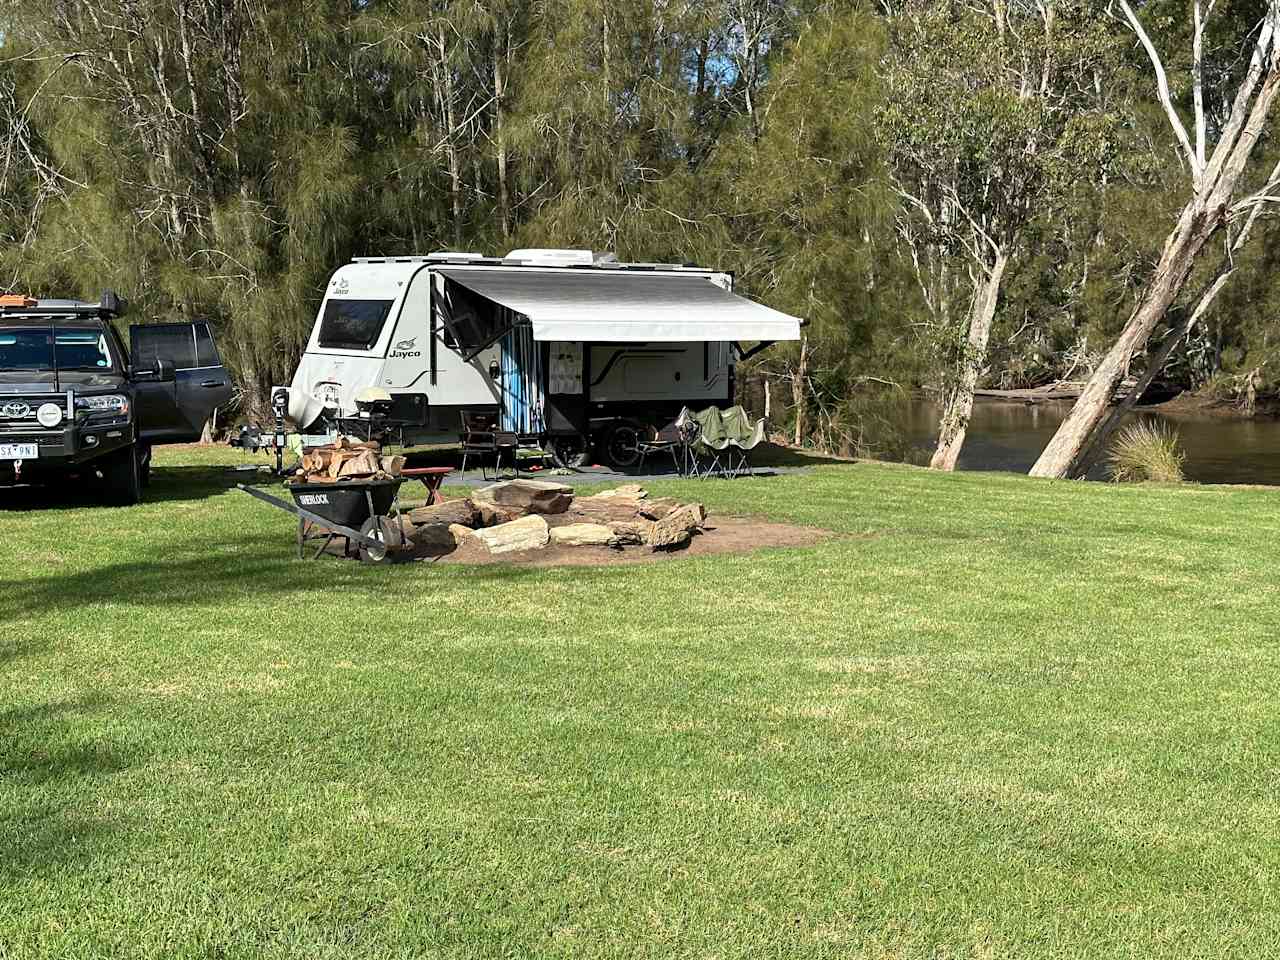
[36,402,64,428]
[75,394,129,416]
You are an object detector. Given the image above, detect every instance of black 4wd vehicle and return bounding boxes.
[0,292,233,505]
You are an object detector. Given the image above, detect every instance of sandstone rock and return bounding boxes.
[569,499,644,524]
[549,523,615,547]
[475,500,520,528]
[607,520,653,546]
[404,521,458,550]
[647,503,706,550]
[409,498,479,527]
[584,484,647,501]
[638,497,680,521]
[473,514,550,554]
[473,479,573,515]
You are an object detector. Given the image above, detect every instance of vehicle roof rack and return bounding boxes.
[0,290,127,320]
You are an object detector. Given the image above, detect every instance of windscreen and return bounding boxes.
[318,299,394,351]
[0,327,114,371]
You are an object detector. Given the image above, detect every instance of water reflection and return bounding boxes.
[904,401,1280,485]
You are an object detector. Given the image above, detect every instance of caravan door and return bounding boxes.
[544,341,587,436]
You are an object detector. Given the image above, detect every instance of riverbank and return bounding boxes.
[904,396,1280,484]
[1150,388,1280,420]
[4,446,1280,956]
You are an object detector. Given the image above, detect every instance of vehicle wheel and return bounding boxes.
[358,516,403,565]
[548,433,590,469]
[601,422,642,470]
[101,444,142,506]
[138,443,153,486]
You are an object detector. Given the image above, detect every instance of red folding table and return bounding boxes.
[400,466,454,505]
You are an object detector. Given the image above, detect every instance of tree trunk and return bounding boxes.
[493,25,510,240]
[792,336,808,446]
[1071,157,1279,474]
[1031,49,1280,479]
[439,27,463,249]
[931,250,1009,471]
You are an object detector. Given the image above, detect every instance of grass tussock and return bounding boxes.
[1108,419,1186,483]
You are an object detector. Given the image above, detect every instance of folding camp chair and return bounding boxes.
[459,410,519,480]
[688,406,734,478]
[637,411,700,476]
[720,406,767,478]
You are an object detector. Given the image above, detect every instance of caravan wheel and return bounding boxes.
[548,434,590,469]
[602,423,641,470]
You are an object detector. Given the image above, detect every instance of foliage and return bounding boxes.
[1108,418,1187,483]
[0,0,1278,449]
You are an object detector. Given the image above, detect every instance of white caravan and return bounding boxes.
[284,249,802,467]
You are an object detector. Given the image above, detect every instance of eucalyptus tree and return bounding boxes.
[1032,0,1280,478]
[880,0,1119,470]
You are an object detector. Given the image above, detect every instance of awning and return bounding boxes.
[436,267,802,345]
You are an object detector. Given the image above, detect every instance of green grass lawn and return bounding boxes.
[3,445,1279,958]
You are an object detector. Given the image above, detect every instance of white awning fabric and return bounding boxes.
[437,267,801,343]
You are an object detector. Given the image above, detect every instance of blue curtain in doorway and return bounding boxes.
[500,320,543,434]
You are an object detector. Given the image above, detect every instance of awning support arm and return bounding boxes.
[735,340,776,362]
[461,317,528,362]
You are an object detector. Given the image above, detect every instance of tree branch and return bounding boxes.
[1118,0,1201,182]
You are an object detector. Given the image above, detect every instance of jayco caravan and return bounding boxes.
[283,249,802,467]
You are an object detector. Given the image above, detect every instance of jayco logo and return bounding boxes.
[334,277,350,295]
[390,337,421,359]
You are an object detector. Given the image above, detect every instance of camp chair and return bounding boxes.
[459,409,518,480]
[637,411,699,476]
[688,406,733,478]
[720,405,767,477]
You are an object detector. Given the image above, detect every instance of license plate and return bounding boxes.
[0,443,38,460]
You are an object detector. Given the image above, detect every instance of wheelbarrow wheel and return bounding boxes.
[358,516,403,565]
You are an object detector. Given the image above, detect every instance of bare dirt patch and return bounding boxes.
[415,515,831,567]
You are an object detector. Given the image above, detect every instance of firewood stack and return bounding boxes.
[288,436,406,485]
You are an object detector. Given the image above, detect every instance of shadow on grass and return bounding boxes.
[0,697,135,880]
[1,463,277,512]
[0,638,49,668]
[0,534,304,619]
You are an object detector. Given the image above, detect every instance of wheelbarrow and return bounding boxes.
[237,477,408,563]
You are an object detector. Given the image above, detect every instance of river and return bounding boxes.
[902,400,1280,485]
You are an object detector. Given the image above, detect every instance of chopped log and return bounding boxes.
[447,523,475,544]
[473,479,573,515]
[380,455,406,477]
[473,514,550,554]
[336,448,382,478]
[409,498,479,527]
[549,523,615,547]
[647,503,706,550]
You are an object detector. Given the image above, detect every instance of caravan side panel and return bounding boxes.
[587,342,731,405]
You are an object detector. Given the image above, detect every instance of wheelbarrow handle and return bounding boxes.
[235,483,393,552]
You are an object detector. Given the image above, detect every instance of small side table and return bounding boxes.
[400,466,454,505]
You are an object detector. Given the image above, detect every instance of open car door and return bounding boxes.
[130,322,233,443]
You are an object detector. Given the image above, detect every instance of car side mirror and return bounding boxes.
[134,357,175,383]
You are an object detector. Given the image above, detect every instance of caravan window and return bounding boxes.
[318,299,394,351]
